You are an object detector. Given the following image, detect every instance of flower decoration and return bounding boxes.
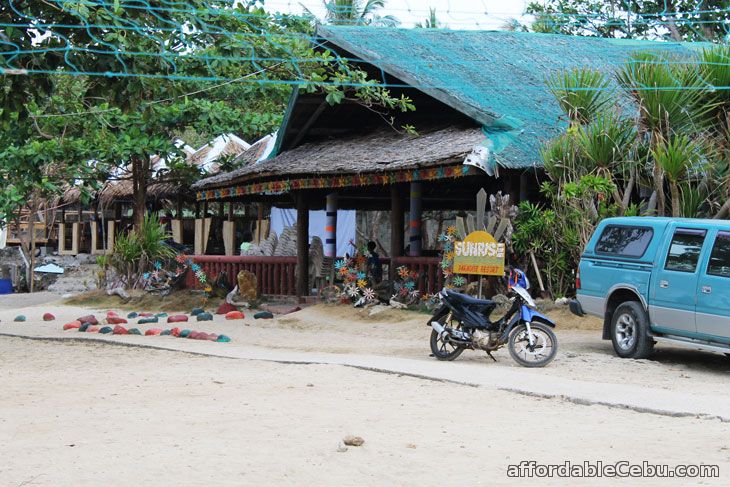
[404,280,415,291]
[191,263,201,272]
[339,266,350,276]
[447,226,457,236]
[357,279,367,289]
[334,259,345,270]
[452,276,466,287]
[443,241,453,252]
[346,284,360,297]
[142,272,151,280]
[397,266,411,279]
[410,290,420,299]
[357,271,366,280]
[154,261,162,270]
[363,288,376,301]
[175,254,187,264]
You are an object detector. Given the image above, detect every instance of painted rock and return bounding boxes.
[216,334,232,343]
[216,302,237,315]
[225,311,245,320]
[285,306,302,315]
[145,328,162,336]
[107,317,128,325]
[128,328,142,335]
[156,312,168,318]
[160,329,171,336]
[196,312,213,322]
[99,326,113,334]
[78,323,90,332]
[170,327,181,337]
[138,312,154,317]
[127,312,139,319]
[195,332,209,340]
[236,270,259,302]
[138,317,159,324]
[63,321,81,330]
[112,325,128,335]
[167,315,188,323]
[207,334,219,341]
[14,315,26,322]
[77,315,98,325]
[87,326,100,333]
[254,311,274,320]
[43,312,55,321]
[106,311,118,318]
[191,308,205,316]
[179,329,191,338]
[188,331,200,339]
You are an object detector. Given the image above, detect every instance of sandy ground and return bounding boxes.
[1,337,729,487]
[2,298,730,396]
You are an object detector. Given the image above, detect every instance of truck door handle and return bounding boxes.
[659,280,669,288]
[701,285,712,294]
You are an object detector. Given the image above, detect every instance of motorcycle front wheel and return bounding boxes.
[508,321,558,368]
[429,314,466,361]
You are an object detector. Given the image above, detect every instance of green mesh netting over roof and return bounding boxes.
[316,27,706,169]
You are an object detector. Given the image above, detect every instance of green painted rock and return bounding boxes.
[13,315,26,322]
[196,312,213,322]
[191,308,205,316]
[216,334,232,343]
[179,329,192,338]
[254,311,274,320]
[79,323,90,332]
[138,317,159,324]
[127,312,139,319]
[128,328,142,335]
[156,312,168,318]
[99,326,113,334]
[160,329,171,336]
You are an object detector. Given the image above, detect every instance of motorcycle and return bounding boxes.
[427,278,558,367]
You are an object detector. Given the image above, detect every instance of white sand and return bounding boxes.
[1,337,729,486]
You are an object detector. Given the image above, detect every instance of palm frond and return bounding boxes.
[547,68,613,125]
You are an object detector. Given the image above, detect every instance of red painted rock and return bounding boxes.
[43,312,55,321]
[195,333,210,340]
[145,328,162,336]
[63,321,81,330]
[225,311,245,320]
[107,316,128,325]
[187,331,199,339]
[216,302,237,315]
[207,334,219,341]
[167,315,189,323]
[106,311,119,318]
[170,327,182,337]
[138,312,154,317]
[77,315,98,325]
[285,306,302,315]
[87,326,100,333]
[112,325,128,335]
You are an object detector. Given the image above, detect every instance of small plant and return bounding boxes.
[109,215,175,289]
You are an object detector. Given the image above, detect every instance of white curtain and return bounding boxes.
[269,208,356,257]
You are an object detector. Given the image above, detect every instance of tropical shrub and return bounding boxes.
[109,215,175,288]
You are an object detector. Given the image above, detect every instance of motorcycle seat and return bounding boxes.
[445,290,495,307]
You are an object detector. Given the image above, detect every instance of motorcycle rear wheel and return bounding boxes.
[508,321,557,368]
[430,315,466,361]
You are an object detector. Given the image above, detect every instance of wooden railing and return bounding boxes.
[187,255,297,296]
[187,255,444,297]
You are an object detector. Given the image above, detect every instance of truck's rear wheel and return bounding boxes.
[611,301,654,359]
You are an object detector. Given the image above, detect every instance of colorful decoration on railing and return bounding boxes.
[438,226,464,288]
[197,164,478,201]
[142,253,212,295]
[334,244,377,305]
[391,265,421,305]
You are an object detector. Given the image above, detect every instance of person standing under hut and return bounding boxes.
[366,241,383,284]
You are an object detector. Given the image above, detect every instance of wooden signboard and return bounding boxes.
[453,231,506,276]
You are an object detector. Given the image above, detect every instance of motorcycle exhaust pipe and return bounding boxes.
[430,321,446,335]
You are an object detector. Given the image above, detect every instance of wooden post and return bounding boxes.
[325,193,337,258]
[408,182,422,256]
[195,201,201,219]
[228,202,234,221]
[176,196,183,219]
[389,185,404,282]
[296,192,310,299]
[256,203,264,244]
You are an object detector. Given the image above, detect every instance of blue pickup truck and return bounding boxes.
[572,217,730,359]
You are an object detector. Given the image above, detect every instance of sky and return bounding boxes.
[260,0,531,30]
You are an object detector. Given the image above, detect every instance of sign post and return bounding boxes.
[453,231,506,298]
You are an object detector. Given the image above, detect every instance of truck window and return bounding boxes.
[594,225,653,257]
[664,228,707,273]
[707,231,730,278]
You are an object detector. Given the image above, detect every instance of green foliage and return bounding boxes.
[303,0,399,27]
[546,68,613,125]
[110,216,176,288]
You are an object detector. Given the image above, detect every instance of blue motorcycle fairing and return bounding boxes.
[520,305,557,327]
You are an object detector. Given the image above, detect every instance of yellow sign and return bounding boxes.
[453,231,506,276]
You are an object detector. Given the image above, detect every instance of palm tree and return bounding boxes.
[651,136,705,217]
[416,8,443,29]
[546,68,613,126]
[302,0,399,27]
